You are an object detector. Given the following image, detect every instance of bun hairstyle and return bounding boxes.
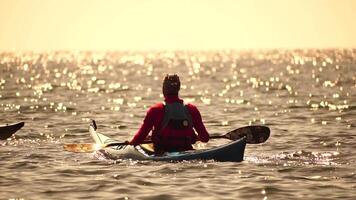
[162,74,181,96]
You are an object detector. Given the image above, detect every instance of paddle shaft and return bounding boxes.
[209,135,228,139]
[91,119,268,145]
[105,140,152,147]
[109,125,268,145]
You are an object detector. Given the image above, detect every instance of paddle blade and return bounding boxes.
[63,143,98,153]
[225,125,270,144]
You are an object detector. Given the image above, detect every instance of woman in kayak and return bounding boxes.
[129,74,210,152]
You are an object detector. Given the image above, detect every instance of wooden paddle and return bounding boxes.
[64,123,270,153]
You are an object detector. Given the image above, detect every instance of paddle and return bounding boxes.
[63,123,270,153]
[210,125,270,144]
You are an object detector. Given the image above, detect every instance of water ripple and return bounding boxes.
[1,49,356,199]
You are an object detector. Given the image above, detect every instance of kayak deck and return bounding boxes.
[0,122,25,140]
[90,125,246,162]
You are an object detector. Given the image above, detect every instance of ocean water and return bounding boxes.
[0,49,355,200]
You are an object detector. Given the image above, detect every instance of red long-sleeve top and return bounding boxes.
[129,95,210,146]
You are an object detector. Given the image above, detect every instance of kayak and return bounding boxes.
[89,125,246,162]
[0,122,25,140]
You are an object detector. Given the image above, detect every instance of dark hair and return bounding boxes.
[162,74,180,96]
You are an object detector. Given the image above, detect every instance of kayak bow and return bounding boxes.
[0,122,25,140]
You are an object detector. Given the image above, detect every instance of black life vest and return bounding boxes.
[161,102,193,130]
[153,102,196,152]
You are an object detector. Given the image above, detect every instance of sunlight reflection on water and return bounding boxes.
[0,49,355,199]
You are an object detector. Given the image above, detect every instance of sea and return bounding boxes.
[0,49,355,200]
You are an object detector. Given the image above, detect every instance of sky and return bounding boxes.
[0,0,356,51]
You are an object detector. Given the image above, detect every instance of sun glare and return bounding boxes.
[0,0,356,51]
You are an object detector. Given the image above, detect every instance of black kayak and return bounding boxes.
[0,122,25,140]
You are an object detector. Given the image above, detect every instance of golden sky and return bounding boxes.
[0,0,356,51]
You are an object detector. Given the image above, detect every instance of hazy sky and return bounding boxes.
[1,0,356,51]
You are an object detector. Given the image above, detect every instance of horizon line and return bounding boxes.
[1,47,355,54]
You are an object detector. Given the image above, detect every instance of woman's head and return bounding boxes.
[162,74,180,96]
